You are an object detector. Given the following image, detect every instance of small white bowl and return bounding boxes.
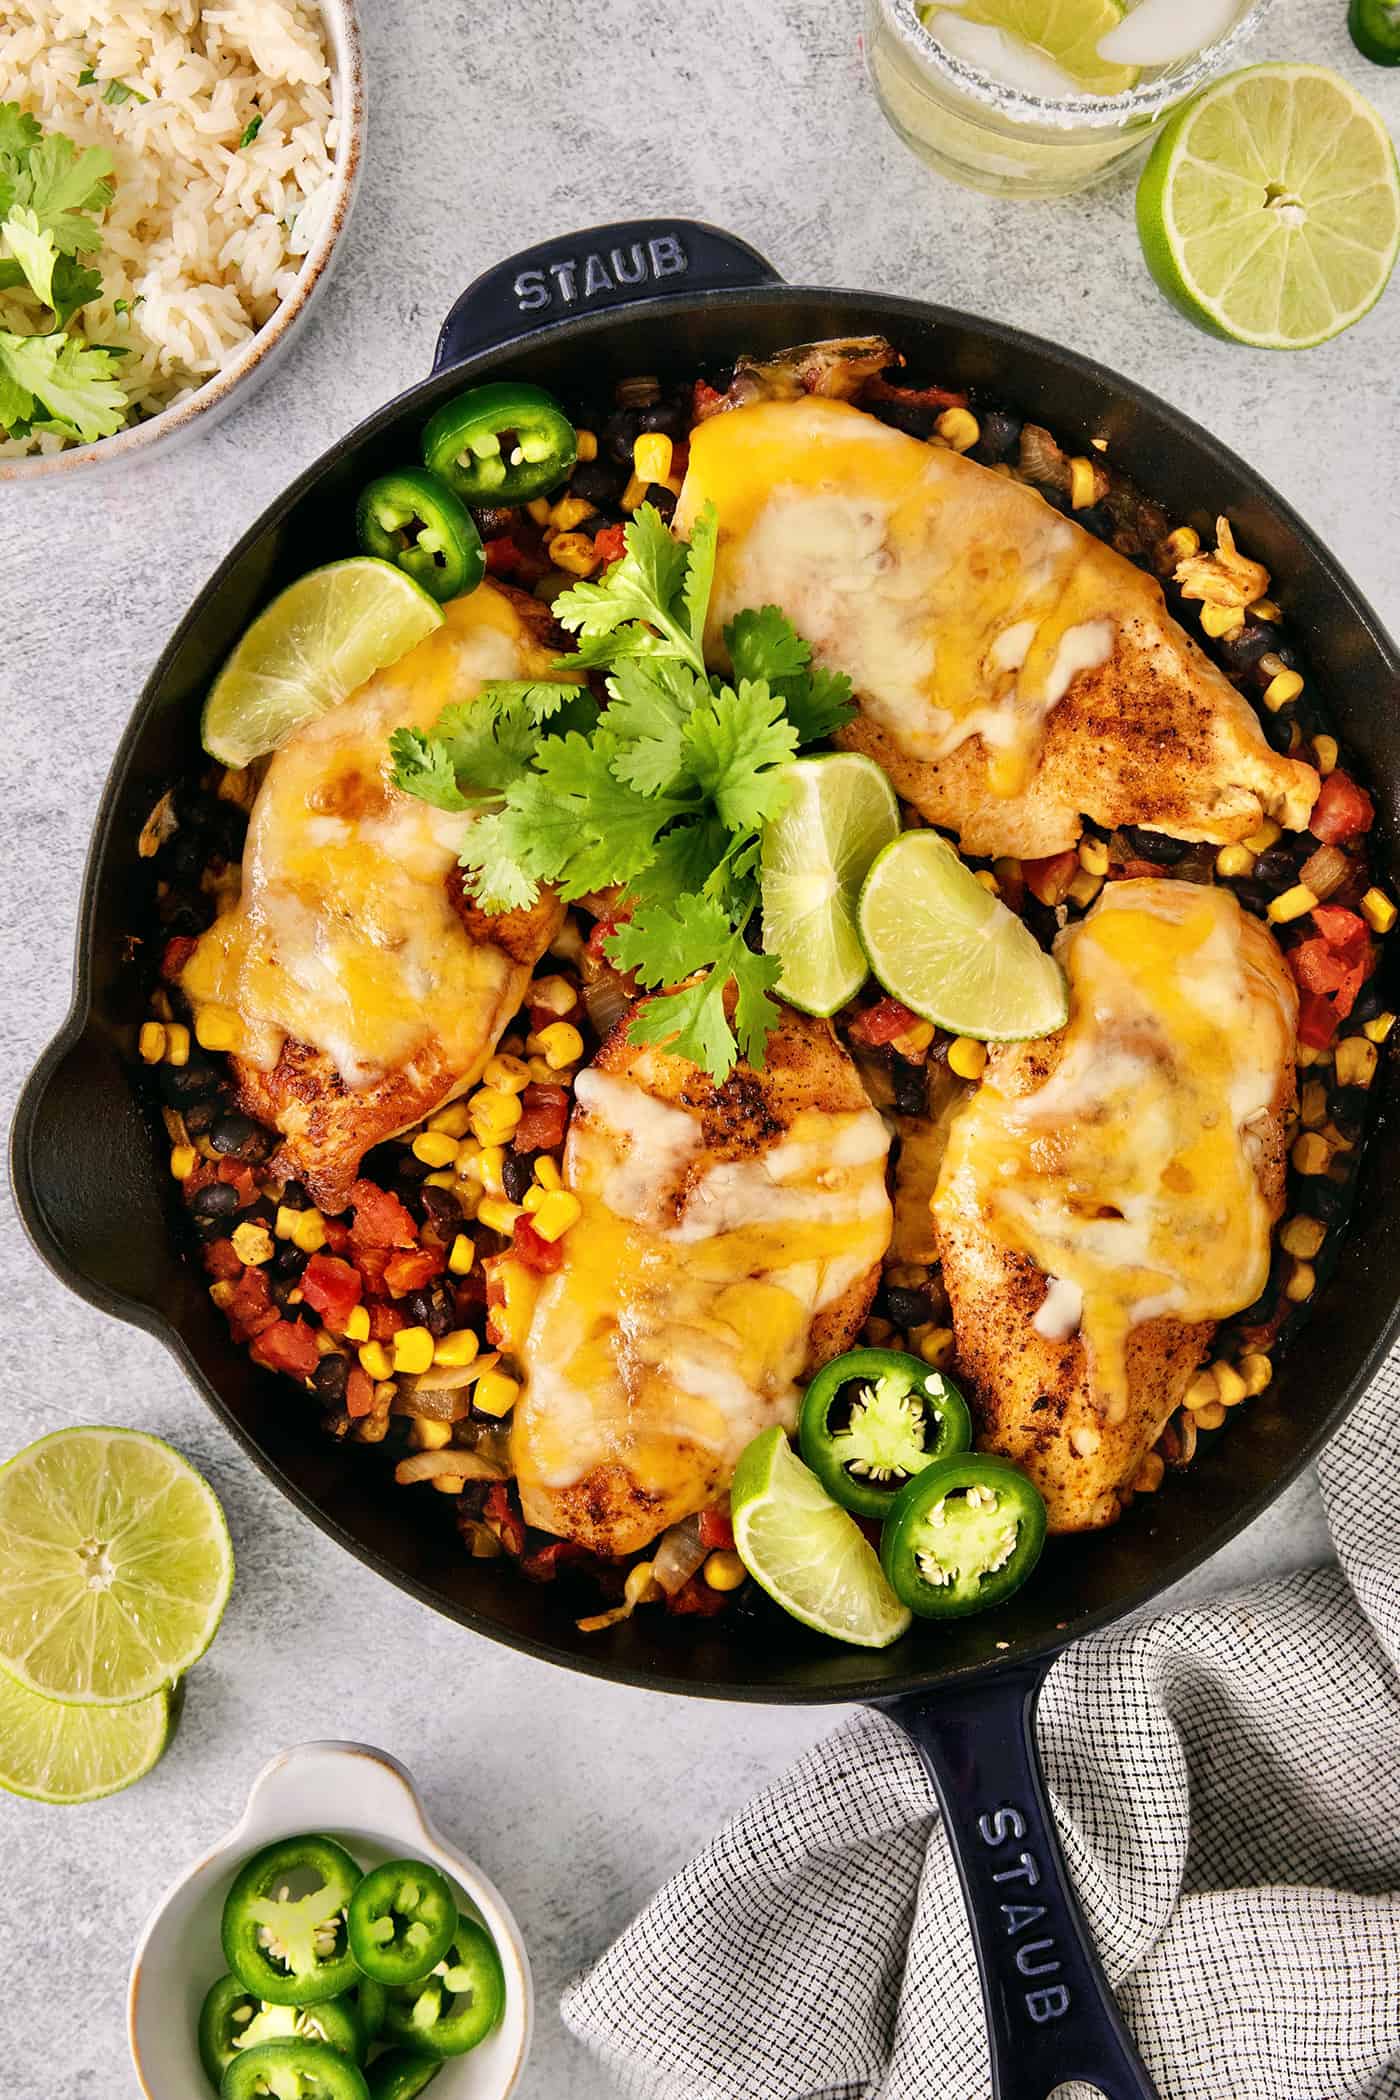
[2,0,364,485]
[128,1741,533,2100]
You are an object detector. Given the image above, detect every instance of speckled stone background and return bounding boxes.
[3,1,1397,2093]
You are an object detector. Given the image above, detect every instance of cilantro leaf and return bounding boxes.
[2,205,57,306]
[681,501,717,660]
[48,253,103,328]
[386,729,469,812]
[624,816,731,911]
[14,134,113,253]
[391,683,595,810]
[459,808,544,913]
[102,79,148,106]
[680,678,797,832]
[0,105,42,157]
[725,604,812,687]
[605,656,705,794]
[554,503,709,675]
[239,114,263,148]
[531,730,687,897]
[0,331,126,440]
[783,662,855,745]
[608,895,783,1078]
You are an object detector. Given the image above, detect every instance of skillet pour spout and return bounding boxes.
[13,219,1400,2100]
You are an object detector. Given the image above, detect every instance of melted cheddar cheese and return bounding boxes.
[934,881,1296,1425]
[182,586,556,1086]
[512,1069,892,1546]
[676,395,1121,798]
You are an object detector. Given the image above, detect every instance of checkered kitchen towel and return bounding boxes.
[562,1352,1400,2100]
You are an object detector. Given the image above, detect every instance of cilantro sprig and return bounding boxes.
[390,503,855,1078]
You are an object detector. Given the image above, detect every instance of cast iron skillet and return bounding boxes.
[14,221,1400,2100]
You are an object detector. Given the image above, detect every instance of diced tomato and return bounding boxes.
[863,375,969,412]
[1289,914,1371,1020]
[368,1302,406,1342]
[1311,904,1368,952]
[203,1238,243,1281]
[1023,850,1079,907]
[1310,770,1374,844]
[666,1573,730,1616]
[521,1539,590,1583]
[594,523,628,566]
[345,1366,376,1418]
[698,1504,735,1552]
[1297,991,1341,1051]
[349,1179,418,1249]
[482,534,523,577]
[527,989,581,1033]
[670,438,690,481]
[161,935,198,980]
[251,1318,320,1380]
[356,1245,392,1295]
[484,1482,527,1557]
[848,997,919,1047]
[514,1084,569,1152]
[511,1215,564,1273]
[587,909,631,961]
[692,379,729,423]
[300,1252,362,1328]
[227,1265,277,1340]
[383,1246,445,1297]
[215,1161,259,1205]
[321,1216,353,1256]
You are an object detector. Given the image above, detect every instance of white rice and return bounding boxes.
[0,0,337,455]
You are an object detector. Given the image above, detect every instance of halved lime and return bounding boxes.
[920,0,1137,96]
[202,557,444,766]
[0,1672,173,1804]
[0,1427,234,1706]
[730,1427,912,1649]
[759,754,899,1016]
[857,830,1068,1041]
[1137,64,1400,349]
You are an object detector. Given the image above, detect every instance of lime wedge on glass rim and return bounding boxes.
[759,753,899,1017]
[920,0,1138,96]
[201,557,444,766]
[1136,63,1400,350]
[858,829,1068,1041]
[0,1427,233,1706]
[731,1427,912,1649]
[0,1672,174,1804]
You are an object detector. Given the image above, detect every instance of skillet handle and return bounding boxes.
[885,1661,1160,2100]
[433,218,781,371]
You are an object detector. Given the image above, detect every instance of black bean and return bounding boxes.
[313,1353,350,1404]
[207,802,248,861]
[868,395,938,439]
[885,1286,933,1330]
[173,783,223,831]
[570,458,628,507]
[1219,622,1274,675]
[1263,710,1298,755]
[972,410,1022,463]
[417,1184,461,1238]
[1253,846,1299,891]
[277,1179,312,1211]
[602,406,643,464]
[502,1150,536,1205]
[210,1110,274,1162]
[1330,1095,1366,1142]
[159,1058,221,1105]
[638,396,688,438]
[1122,826,1192,865]
[190,1180,238,1221]
[406,1280,455,1338]
[1351,982,1383,1024]
[183,1098,222,1137]
[1072,503,1114,542]
[891,1058,929,1117]
[1308,1173,1351,1219]
[1254,641,1300,681]
[160,832,206,884]
[644,483,677,522]
[163,895,214,936]
[457,1480,489,1520]
[1232,878,1274,915]
[273,1241,308,1279]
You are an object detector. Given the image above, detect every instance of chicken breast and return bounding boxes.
[675,396,1317,859]
[181,584,564,1213]
[512,1006,893,1556]
[933,880,1296,1531]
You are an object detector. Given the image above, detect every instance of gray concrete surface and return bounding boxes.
[3,0,1394,2093]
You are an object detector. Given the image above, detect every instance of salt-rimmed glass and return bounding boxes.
[865,0,1273,198]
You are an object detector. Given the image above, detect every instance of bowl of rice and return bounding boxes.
[0,0,363,478]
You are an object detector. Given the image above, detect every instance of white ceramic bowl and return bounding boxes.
[128,1741,533,2100]
[2,0,364,485]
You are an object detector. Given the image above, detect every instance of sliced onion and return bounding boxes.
[394,1449,503,1486]
[581,952,634,1038]
[652,1515,706,1596]
[1299,844,1350,901]
[395,1353,500,1413]
[460,1518,503,1559]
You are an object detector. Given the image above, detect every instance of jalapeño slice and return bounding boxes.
[1350,0,1400,63]
[221,1835,363,2006]
[219,2037,370,2100]
[381,1915,505,2057]
[367,2052,442,2100]
[422,381,578,504]
[200,1973,261,2091]
[347,1858,457,1987]
[798,1348,972,1518]
[880,1453,1047,1619]
[355,469,485,603]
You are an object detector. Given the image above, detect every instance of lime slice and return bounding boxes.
[202,557,445,766]
[857,830,1068,1041]
[920,0,1138,95]
[731,1427,912,1648]
[0,1427,234,1706]
[1137,64,1400,349]
[0,1672,173,1803]
[759,754,899,1016]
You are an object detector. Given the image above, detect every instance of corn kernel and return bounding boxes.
[170,1144,197,1180]
[1216,844,1256,879]
[536,1021,584,1070]
[1296,1043,1331,1067]
[448,1234,475,1276]
[428,1101,472,1138]
[620,471,647,512]
[521,1187,544,1213]
[1194,1400,1227,1431]
[948,1037,987,1082]
[344,1305,370,1343]
[486,1256,540,1355]
[1078,837,1110,877]
[431,1474,466,1495]
[209,1280,236,1311]
[703,1550,747,1592]
[477,1196,522,1235]
[1250,596,1281,622]
[575,427,598,463]
[1200,603,1245,639]
[1066,867,1103,908]
[973,869,999,894]
[1165,525,1200,560]
[1134,1452,1166,1494]
[1242,818,1282,854]
[423,1171,457,1192]
[549,532,601,578]
[1285,1261,1316,1304]
[1259,668,1303,712]
[392,1326,435,1375]
[1267,883,1317,925]
[231,1221,273,1266]
[412,1418,453,1451]
[1239,1352,1273,1396]
[195,1005,239,1053]
[529,975,578,1018]
[1281,1215,1326,1260]
[274,1205,298,1240]
[1212,1361,1248,1408]
[1292,1132,1331,1175]
[1312,735,1338,777]
[532,1190,582,1242]
[434,1328,480,1368]
[1184,1370,1219,1412]
[890,1019,936,1058]
[935,406,979,453]
[164,1022,191,1067]
[1361,887,1396,934]
[1299,1079,1328,1127]
[1336,1035,1379,1089]
[523,1056,555,1084]
[358,1340,393,1380]
[548,495,593,534]
[484,1054,531,1095]
[1068,457,1098,509]
[469,1088,523,1145]
[633,432,674,483]
[917,1326,955,1368]
[412,1130,459,1169]
[625,1561,661,1607]
[533,1156,563,1193]
[526,496,551,525]
[138,1020,167,1063]
[474,1369,521,1418]
[473,1145,506,1197]
[292,1210,327,1254]
[1364,1011,1396,1044]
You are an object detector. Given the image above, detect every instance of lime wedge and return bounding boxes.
[731,1427,912,1648]
[202,557,445,766]
[0,1427,234,1706]
[1137,64,1400,349]
[857,830,1068,1041]
[759,754,899,1016]
[0,1672,173,1803]
[920,0,1138,95]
